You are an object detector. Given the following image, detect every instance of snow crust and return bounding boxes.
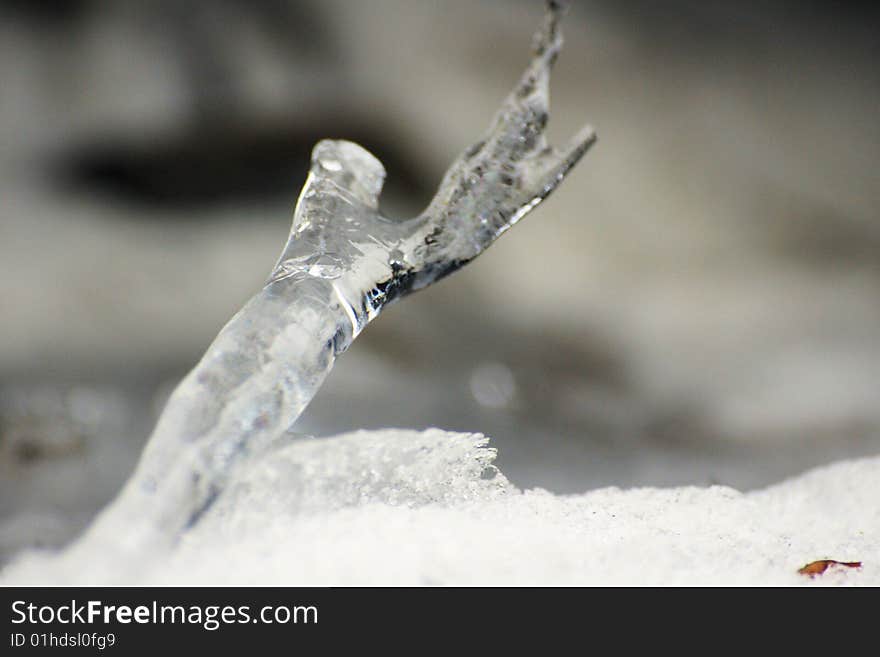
[3,428,875,586]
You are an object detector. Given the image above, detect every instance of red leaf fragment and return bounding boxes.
[798,559,862,577]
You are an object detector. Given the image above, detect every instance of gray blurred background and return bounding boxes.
[2,0,879,564]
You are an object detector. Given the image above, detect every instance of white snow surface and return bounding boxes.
[3,428,877,586]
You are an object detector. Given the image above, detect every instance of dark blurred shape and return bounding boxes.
[0,0,93,25]
[56,118,434,210]
[602,0,880,43]
[10,0,432,211]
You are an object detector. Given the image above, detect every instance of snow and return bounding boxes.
[3,429,876,586]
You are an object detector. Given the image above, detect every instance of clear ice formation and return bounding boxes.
[71,0,594,554]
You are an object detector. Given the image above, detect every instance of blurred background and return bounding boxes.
[2,0,879,564]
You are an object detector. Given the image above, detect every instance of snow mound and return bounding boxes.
[3,429,877,586]
[206,428,513,521]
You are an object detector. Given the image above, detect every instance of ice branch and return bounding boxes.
[66,0,594,563]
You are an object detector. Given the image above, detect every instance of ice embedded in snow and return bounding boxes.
[3,428,876,586]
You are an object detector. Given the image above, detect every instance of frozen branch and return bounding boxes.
[65,0,594,564]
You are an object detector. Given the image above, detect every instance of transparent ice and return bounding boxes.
[42,0,594,566]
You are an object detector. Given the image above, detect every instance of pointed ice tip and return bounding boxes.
[564,124,598,168]
[574,124,598,150]
[533,0,569,59]
[547,0,571,17]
